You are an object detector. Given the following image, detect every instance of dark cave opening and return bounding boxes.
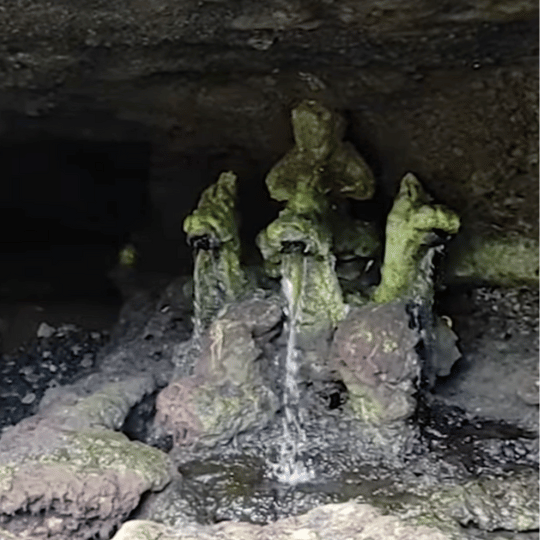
[0,139,152,301]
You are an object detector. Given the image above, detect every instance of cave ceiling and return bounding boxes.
[0,0,537,242]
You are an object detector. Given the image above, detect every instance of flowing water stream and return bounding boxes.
[270,252,315,485]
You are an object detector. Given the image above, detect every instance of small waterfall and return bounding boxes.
[174,245,219,378]
[271,253,315,485]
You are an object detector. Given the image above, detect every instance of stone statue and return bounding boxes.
[183,171,247,334]
[257,100,377,346]
[373,172,460,304]
[266,99,375,203]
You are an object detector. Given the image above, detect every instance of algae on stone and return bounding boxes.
[156,296,282,446]
[184,171,247,333]
[446,231,539,286]
[257,204,347,345]
[0,376,172,540]
[266,100,375,203]
[373,173,460,304]
[41,429,170,490]
[387,467,540,536]
[257,100,379,343]
[331,301,420,423]
[118,243,138,268]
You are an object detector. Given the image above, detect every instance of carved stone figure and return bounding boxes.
[183,171,247,334]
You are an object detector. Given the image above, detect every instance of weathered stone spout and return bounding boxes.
[373,172,460,305]
[183,171,247,334]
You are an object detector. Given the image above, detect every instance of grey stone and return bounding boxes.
[0,375,171,540]
[111,502,453,540]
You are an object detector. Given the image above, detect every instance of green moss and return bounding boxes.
[373,173,460,304]
[345,383,384,423]
[184,171,240,249]
[257,100,380,342]
[41,429,170,490]
[118,243,138,268]
[266,100,375,203]
[191,381,277,443]
[446,232,539,286]
[392,468,539,535]
[257,204,347,341]
[184,171,247,331]
[258,206,333,261]
[196,388,248,433]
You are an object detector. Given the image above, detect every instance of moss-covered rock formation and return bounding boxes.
[373,172,460,304]
[331,300,421,423]
[446,231,539,286]
[156,295,282,446]
[257,205,347,345]
[266,100,375,204]
[184,171,247,333]
[258,100,379,345]
[0,376,171,540]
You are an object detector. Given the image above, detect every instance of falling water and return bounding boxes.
[271,253,315,485]
[174,245,220,378]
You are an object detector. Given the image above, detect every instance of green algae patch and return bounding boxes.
[377,467,540,536]
[196,385,257,434]
[345,383,385,423]
[373,173,460,304]
[257,203,347,343]
[266,100,375,203]
[184,171,247,331]
[429,469,539,532]
[446,232,539,286]
[40,429,171,490]
[184,171,240,248]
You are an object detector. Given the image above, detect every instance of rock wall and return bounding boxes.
[0,0,537,281]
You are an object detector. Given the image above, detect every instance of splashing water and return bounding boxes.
[270,254,315,485]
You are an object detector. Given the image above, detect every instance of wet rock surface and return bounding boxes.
[331,300,421,422]
[436,285,539,433]
[155,293,282,445]
[0,0,537,535]
[0,278,537,540]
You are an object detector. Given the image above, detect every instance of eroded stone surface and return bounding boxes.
[0,376,171,540]
[111,501,453,540]
[331,301,420,422]
[0,0,536,282]
[155,294,281,446]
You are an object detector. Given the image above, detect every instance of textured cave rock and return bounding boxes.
[112,502,454,540]
[0,0,537,286]
[0,376,172,540]
[110,467,540,540]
